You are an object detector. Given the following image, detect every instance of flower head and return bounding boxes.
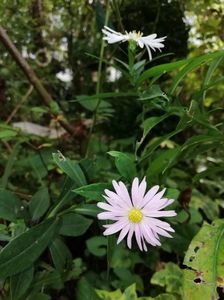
[102,26,166,60]
[97,177,176,251]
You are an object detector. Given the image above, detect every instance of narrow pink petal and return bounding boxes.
[153,226,173,238]
[143,240,147,251]
[147,217,175,232]
[117,224,130,244]
[143,210,176,218]
[97,202,115,211]
[150,188,166,203]
[127,224,134,249]
[118,181,132,206]
[140,185,159,208]
[103,219,128,235]
[131,177,139,206]
[134,224,143,251]
[141,222,161,246]
[138,177,147,201]
[112,180,131,208]
[104,189,121,202]
[102,195,123,208]
[97,212,120,220]
[144,198,174,211]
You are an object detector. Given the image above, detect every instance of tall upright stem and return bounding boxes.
[85,1,110,157]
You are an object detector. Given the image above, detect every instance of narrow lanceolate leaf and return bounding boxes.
[183,219,224,300]
[0,218,61,279]
[52,152,86,186]
[10,267,34,300]
[29,187,50,221]
[73,183,109,201]
[0,189,21,221]
[59,213,92,237]
[169,50,224,95]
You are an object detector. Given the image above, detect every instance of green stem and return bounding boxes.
[85,1,110,157]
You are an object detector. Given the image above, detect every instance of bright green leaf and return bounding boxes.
[183,219,224,300]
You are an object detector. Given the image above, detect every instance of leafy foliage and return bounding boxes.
[0,0,223,299]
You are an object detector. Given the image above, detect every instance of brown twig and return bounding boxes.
[0,26,74,136]
[6,85,34,124]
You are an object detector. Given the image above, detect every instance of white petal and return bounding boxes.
[145,44,152,60]
[137,38,144,48]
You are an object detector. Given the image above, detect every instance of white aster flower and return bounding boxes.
[102,26,166,60]
[97,177,176,251]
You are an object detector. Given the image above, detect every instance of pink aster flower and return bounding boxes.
[97,177,176,251]
[102,26,166,60]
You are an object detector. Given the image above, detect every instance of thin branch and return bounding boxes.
[0,26,75,136]
[6,85,34,124]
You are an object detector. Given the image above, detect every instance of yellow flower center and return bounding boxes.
[128,208,143,223]
[125,30,143,40]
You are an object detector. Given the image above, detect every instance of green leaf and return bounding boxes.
[141,114,170,138]
[52,152,86,186]
[49,238,72,271]
[1,142,22,188]
[183,219,224,300]
[59,213,92,237]
[150,262,183,295]
[0,189,22,221]
[139,85,169,101]
[86,236,107,257]
[169,51,224,95]
[108,151,137,181]
[29,187,50,221]
[26,293,51,300]
[0,129,17,139]
[138,59,187,83]
[191,191,219,221]
[10,267,34,300]
[147,148,180,180]
[73,183,109,201]
[72,204,101,217]
[96,288,123,300]
[201,56,223,103]
[32,269,63,291]
[0,218,60,279]
[76,277,100,300]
